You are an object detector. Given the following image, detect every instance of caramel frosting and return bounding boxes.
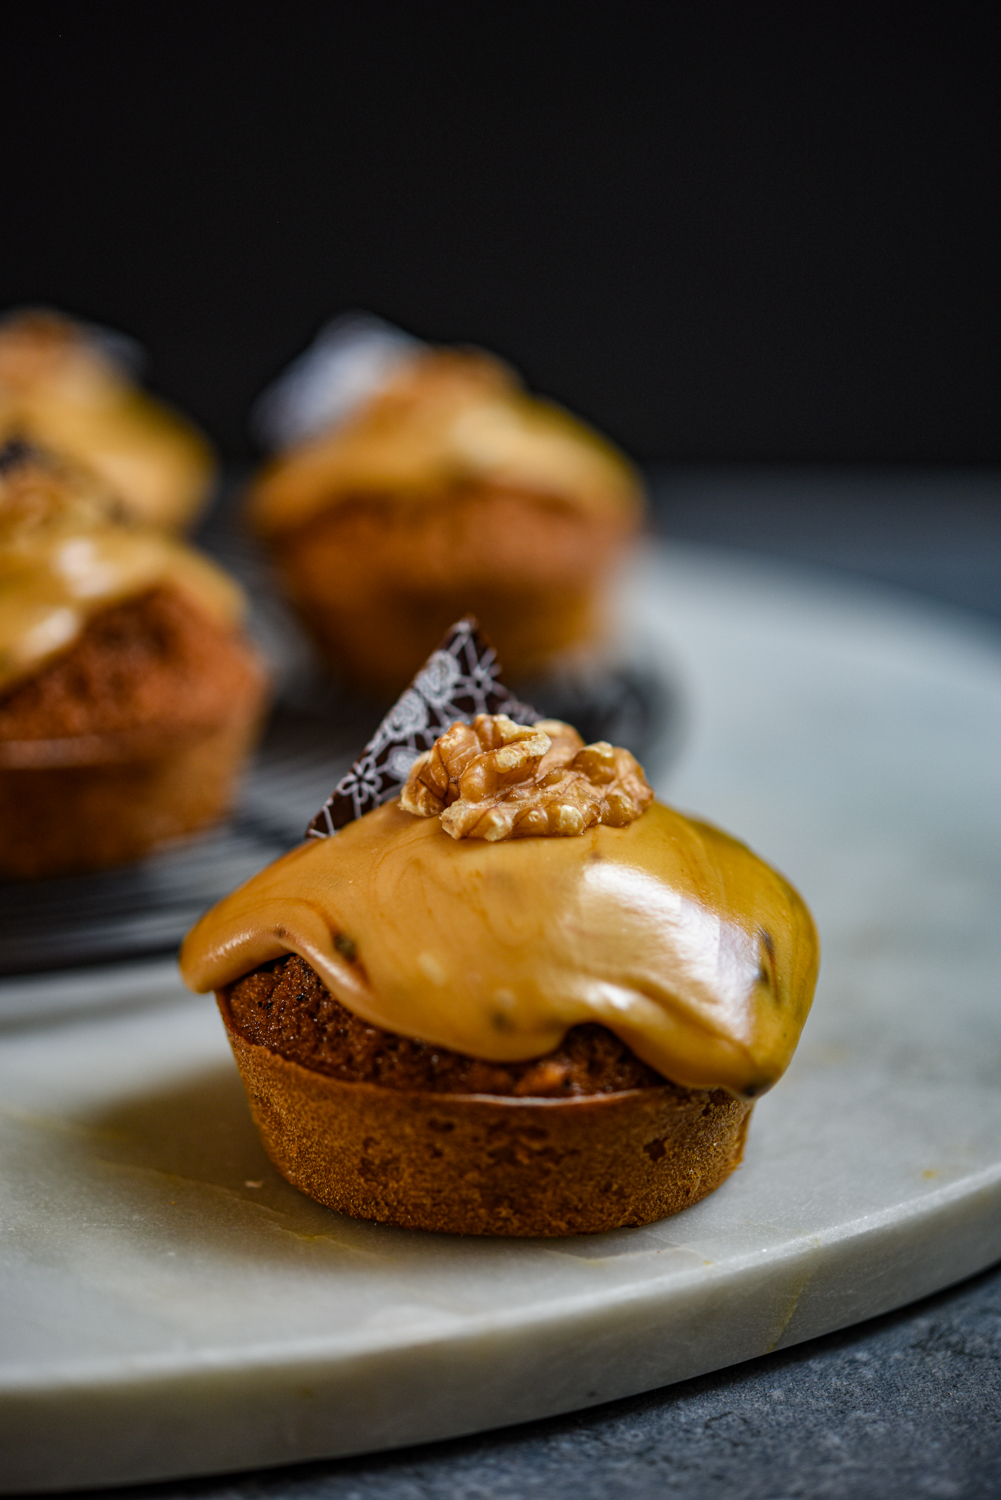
[0,310,215,531]
[248,349,644,538]
[0,449,245,693]
[180,798,819,1100]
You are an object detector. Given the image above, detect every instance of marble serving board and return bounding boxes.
[2,541,1001,1493]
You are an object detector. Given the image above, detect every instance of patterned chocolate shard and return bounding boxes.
[307,617,539,838]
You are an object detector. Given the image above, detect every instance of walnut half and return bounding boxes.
[400,713,653,841]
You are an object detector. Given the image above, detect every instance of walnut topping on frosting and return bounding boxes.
[400,712,653,841]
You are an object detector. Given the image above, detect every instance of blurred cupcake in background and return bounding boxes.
[247,315,645,696]
[0,444,267,879]
[0,309,216,533]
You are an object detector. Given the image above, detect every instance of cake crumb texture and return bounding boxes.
[222,1010,754,1235]
[0,584,266,877]
[268,488,625,691]
[0,584,260,742]
[227,953,676,1098]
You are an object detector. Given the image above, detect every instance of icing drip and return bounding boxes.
[182,619,818,1100]
[0,447,243,692]
[181,799,819,1100]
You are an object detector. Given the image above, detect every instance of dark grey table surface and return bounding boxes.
[48,467,1001,1500]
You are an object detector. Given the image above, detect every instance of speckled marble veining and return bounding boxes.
[107,1258,1001,1500]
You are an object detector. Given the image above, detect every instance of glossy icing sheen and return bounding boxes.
[249,352,643,537]
[0,468,244,691]
[0,313,213,531]
[181,801,819,1099]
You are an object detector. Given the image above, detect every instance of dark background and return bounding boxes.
[3,4,998,467]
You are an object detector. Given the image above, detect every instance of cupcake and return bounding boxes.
[0,309,215,532]
[180,622,818,1237]
[247,315,644,695]
[0,444,267,879]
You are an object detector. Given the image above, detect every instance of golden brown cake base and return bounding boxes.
[219,999,753,1237]
[0,586,268,879]
[0,714,261,879]
[266,488,630,694]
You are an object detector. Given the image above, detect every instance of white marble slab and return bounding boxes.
[2,542,1001,1493]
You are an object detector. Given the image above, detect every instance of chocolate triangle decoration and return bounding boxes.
[307,617,540,837]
